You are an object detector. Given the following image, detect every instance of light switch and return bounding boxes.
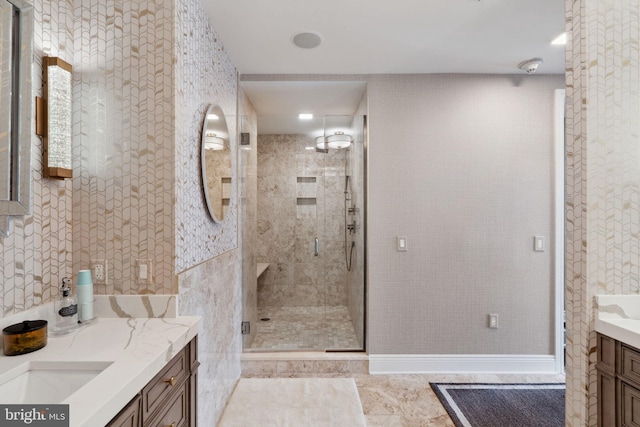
[534,236,545,252]
[397,236,407,252]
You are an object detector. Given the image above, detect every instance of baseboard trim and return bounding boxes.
[369,354,558,374]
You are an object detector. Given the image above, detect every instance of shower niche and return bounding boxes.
[249,115,366,352]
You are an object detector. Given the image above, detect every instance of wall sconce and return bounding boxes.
[36,56,72,179]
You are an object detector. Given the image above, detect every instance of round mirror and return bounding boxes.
[201,104,232,223]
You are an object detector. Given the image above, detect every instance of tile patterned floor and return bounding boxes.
[248,306,361,350]
[239,365,566,426]
[354,373,565,426]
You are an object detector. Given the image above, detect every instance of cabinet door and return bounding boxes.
[621,381,640,427]
[107,394,141,427]
[145,378,189,427]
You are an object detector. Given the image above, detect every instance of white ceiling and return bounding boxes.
[201,0,565,131]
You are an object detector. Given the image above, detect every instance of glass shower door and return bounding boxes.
[322,115,365,351]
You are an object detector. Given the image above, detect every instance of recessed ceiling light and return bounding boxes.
[298,113,313,120]
[292,32,322,49]
[551,32,567,45]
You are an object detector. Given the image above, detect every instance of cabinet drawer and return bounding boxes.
[622,345,640,386]
[146,378,189,427]
[107,394,141,427]
[142,347,190,420]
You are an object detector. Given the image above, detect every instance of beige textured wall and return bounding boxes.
[0,0,73,318]
[367,74,564,355]
[565,1,640,426]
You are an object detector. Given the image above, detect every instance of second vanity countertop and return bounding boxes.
[595,295,640,350]
[0,296,201,427]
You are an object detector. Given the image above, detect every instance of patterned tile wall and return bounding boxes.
[174,0,242,424]
[72,0,175,294]
[173,0,238,273]
[0,0,74,319]
[565,1,640,426]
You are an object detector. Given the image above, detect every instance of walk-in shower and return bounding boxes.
[246,115,366,351]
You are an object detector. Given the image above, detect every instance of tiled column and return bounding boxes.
[565,1,640,425]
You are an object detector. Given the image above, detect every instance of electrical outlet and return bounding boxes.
[136,259,153,285]
[488,313,499,329]
[91,259,108,285]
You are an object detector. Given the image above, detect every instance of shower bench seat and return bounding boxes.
[257,263,269,279]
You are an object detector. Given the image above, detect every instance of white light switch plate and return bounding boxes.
[396,236,407,252]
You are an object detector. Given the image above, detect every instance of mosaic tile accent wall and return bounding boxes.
[565,1,640,426]
[174,0,242,423]
[174,0,238,273]
[0,0,74,319]
[256,134,350,308]
[72,0,175,294]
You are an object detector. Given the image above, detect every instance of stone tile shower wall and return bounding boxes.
[0,0,74,319]
[257,135,349,308]
[346,113,366,348]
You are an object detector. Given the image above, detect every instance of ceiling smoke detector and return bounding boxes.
[292,32,322,49]
[518,57,544,74]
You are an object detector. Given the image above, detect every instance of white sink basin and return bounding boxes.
[0,361,113,404]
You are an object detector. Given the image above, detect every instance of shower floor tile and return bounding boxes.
[249,306,361,351]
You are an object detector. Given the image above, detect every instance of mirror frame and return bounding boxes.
[201,104,232,223]
[0,0,33,237]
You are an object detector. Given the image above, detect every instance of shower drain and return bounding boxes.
[260,317,270,322]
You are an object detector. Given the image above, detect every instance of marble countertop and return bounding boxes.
[0,296,201,427]
[595,295,640,350]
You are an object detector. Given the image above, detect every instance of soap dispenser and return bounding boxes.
[52,277,78,335]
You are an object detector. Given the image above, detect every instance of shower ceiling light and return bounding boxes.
[204,133,225,150]
[326,132,353,149]
[298,113,313,120]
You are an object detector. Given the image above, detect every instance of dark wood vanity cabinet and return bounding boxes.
[107,337,198,427]
[597,333,640,427]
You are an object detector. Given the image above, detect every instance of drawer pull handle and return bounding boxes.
[164,376,176,386]
[165,423,176,427]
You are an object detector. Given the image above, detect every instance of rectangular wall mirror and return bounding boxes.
[0,0,33,237]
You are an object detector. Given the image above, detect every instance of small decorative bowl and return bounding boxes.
[3,320,48,356]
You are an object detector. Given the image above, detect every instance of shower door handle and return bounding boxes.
[314,238,319,256]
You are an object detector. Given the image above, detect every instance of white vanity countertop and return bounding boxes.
[0,297,201,427]
[595,295,640,350]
